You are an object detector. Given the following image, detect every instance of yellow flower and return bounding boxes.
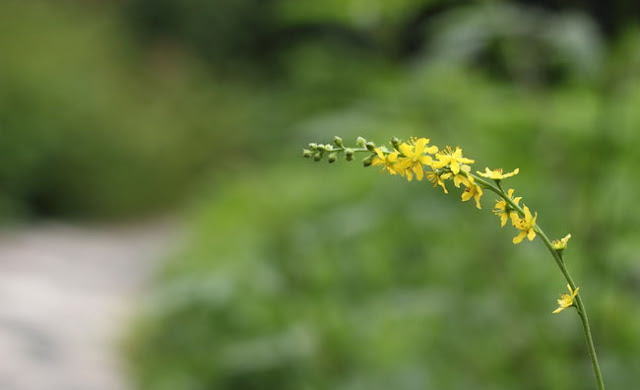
[432,146,475,175]
[511,206,537,244]
[553,284,580,314]
[461,182,483,209]
[397,138,438,181]
[552,234,572,250]
[441,164,473,188]
[426,169,448,193]
[477,167,520,180]
[372,148,400,175]
[493,189,522,227]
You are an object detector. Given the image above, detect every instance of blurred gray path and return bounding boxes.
[0,220,179,390]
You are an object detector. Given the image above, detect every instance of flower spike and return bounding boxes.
[302,135,605,389]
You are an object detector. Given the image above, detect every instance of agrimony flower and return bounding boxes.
[511,205,537,244]
[477,167,520,180]
[493,189,522,227]
[372,148,400,175]
[553,284,580,314]
[426,169,448,193]
[397,138,438,181]
[442,164,473,188]
[461,182,483,209]
[432,146,475,175]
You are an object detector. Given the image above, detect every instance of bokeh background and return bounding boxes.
[2,0,640,389]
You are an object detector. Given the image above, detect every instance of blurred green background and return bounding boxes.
[3,0,640,389]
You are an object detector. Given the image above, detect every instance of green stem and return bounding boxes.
[471,173,605,390]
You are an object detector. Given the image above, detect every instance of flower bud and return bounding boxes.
[328,153,338,163]
[316,144,326,152]
[362,154,374,167]
[552,234,572,252]
[391,137,401,150]
[356,137,367,148]
[345,148,355,161]
[325,144,334,152]
[302,149,313,158]
[308,143,318,151]
[314,152,323,162]
[333,136,344,148]
[365,141,376,152]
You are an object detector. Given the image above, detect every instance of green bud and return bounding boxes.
[328,153,338,163]
[365,141,376,152]
[333,136,344,147]
[363,154,374,167]
[356,137,367,148]
[325,144,334,152]
[302,149,313,158]
[345,148,355,161]
[309,143,318,151]
[391,137,401,150]
[314,152,323,162]
[316,144,326,152]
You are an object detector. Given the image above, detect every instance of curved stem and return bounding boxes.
[535,228,606,390]
[471,173,605,390]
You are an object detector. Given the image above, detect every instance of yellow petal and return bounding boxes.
[419,155,433,165]
[450,161,460,175]
[405,169,413,181]
[399,143,413,157]
[500,213,508,227]
[571,286,580,298]
[425,145,438,154]
[414,165,424,181]
[513,231,526,244]
[414,138,429,154]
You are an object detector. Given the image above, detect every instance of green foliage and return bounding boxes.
[4,1,640,387]
[426,4,605,84]
[124,0,433,73]
[0,0,619,219]
[0,1,408,219]
[0,2,256,218]
[125,0,279,72]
